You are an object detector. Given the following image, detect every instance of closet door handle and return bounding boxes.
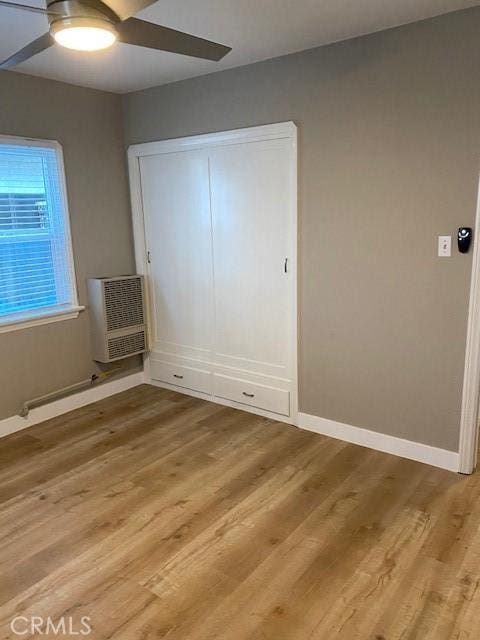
[242,391,255,398]
[173,374,184,380]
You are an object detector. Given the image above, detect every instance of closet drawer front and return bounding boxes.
[214,374,290,416]
[151,360,212,395]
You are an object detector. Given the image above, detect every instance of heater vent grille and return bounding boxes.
[104,277,144,331]
[87,275,147,363]
[108,331,146,361]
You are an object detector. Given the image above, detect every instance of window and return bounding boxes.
[0,136,81,332]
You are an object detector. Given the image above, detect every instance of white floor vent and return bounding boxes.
[87,276,147,363]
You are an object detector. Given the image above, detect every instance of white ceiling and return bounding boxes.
[1,0,479,93]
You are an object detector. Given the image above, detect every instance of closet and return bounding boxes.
[129,122,297,422]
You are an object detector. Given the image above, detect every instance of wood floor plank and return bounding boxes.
[0,384,477,640]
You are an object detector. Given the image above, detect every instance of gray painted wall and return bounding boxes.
[0,71,138,421]
[123,8,480,451]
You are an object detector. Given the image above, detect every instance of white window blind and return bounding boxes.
[0,139,78,324]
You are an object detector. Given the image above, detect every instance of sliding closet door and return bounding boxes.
[209,139,295,384]
[131,123,297,417]
[139,151,213,363]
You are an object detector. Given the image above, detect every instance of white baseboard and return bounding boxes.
[298,412,460,473]
[1,374,460,474]
[0,372,145,440]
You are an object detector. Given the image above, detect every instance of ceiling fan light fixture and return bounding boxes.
[0,0,232,70]
[51,17,118,52]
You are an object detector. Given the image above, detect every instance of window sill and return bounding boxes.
[0,305,85,335]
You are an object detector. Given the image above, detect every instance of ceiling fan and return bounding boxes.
[0,0,232,68]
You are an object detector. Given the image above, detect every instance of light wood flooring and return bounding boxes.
[0,384,478,640]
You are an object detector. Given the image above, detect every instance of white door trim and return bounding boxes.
[459,177,480,474]
[127,122,298,425]
[128,121,297,157]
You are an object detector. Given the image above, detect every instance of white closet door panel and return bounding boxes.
[210,140,293,377]
[139,151,213,357]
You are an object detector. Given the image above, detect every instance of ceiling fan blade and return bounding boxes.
[98,0,157,21]
[0,32,54,69]
[0,0,61,15]
[117,18,232,61]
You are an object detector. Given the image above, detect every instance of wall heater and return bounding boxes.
[87,275,147,363]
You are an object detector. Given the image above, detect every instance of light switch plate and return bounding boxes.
[438,235,451,257]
